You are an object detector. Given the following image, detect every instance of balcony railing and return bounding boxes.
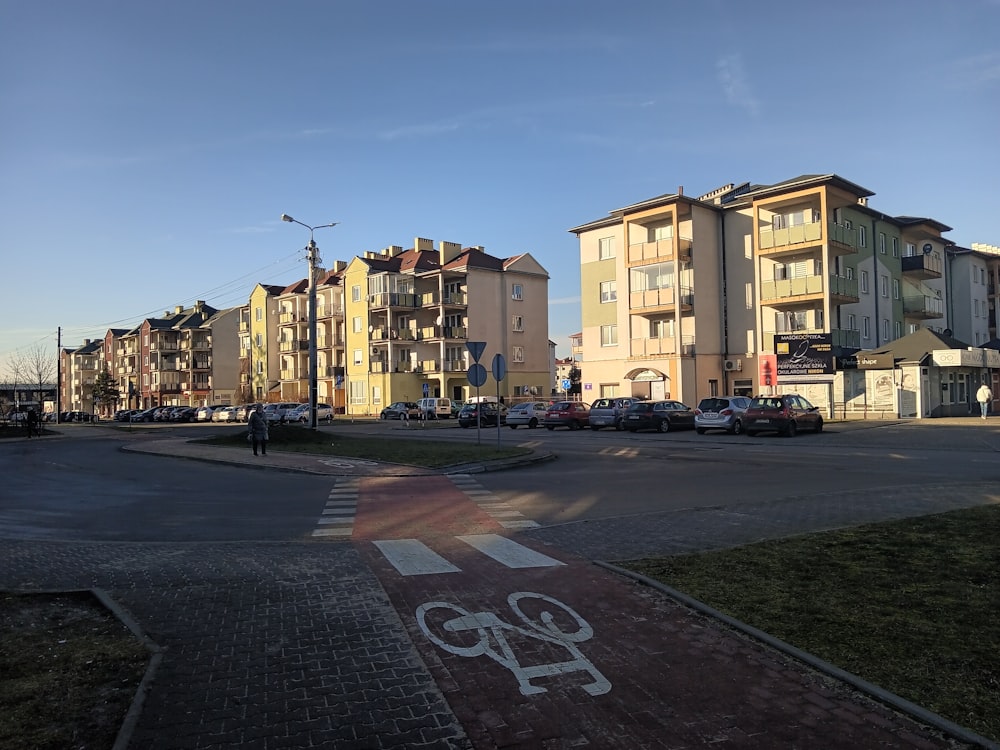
[627,337,694,357]
[903,295,945,319]
[626,237,692,265]
[279,340,309,352]
[758,220,858,256]
[901,253,943,279]
[760,274,858,304]
[369,292,418,309]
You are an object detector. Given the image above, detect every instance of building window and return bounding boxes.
[255,333,262,348]
[847,313,856,331]
[906,242,916,256]
[600,280,617,303]
[651,319,674,339]
[598,237,616,260]
[353,349,362,365]
[255,307,263,321]
[858,225,867,247]
[860,270,869,294]
[862,316,871,339]
[512,315,524,332]
[895,321,902,339]
[349,379,365,405]
[892,279,900,300]
[879,232,886,254]
[846,266,855,280]
[512,283,523,300]
[650,223,673,242]
[600,325,617,346]
[882,319,890,340]
[880,275,889,298]
[352,285,361,302]
[353,316,362,333]
[512,346,524,363]
[892,237,899,257]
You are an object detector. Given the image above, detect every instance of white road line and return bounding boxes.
[324,501,357,507]
[456,534,563,568]
[374,539,462,576]
[312,527,352,537]
[317,517,354,525]
[500,520,541,530]
[487,510,524,518]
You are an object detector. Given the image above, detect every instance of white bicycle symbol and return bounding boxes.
[416,591,611,696]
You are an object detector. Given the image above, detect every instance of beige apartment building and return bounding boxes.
[341,238,550,414]
[570,174,987,415]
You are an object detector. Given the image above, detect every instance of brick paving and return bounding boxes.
[2,422,996,748]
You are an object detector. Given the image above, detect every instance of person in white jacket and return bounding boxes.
[976,383,993,420]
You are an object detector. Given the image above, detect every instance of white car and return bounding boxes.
[506,401,549,429]
[288,403,334,423]
[263,402,301,424]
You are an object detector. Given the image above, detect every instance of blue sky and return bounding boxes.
[2,0,998,364]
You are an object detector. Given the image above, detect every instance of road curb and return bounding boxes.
[597,561,999,750]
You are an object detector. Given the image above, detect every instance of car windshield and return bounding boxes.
[550,402,572,410]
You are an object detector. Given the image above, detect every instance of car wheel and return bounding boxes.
[546,425,554,431]
[508,424,517,429]
[528,418,538,428]
[731,419,743,435]
[590,424,601,431]
[745,430,757,437]
[626,428,637,433]
[815,418,824,433]
[785,421,798,437]
[696,428,706,435]
[614,419,624,431]
[657,418,670,433]
[570,420,582,430]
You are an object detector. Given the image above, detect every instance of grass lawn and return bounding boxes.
[620,504,1000,743]
[195,423,532,467]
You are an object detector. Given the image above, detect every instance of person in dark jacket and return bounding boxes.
[247,404,269,456]
[25,409,38,438]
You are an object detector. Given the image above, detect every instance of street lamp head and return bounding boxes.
[281,214,294,223]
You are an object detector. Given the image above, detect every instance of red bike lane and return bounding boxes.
[352,475,954,749]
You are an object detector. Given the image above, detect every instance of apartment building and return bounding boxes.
[59,338,102,413]
[571,173,987,416]
[947,243,1000,347]
[341,238,550,415]
[240,284,284,404]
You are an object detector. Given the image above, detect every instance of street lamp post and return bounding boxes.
[281,214,337,430]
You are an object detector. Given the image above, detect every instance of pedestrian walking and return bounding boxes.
[247,404,269,455]
[25,408,38,439]
[976,383,993,420]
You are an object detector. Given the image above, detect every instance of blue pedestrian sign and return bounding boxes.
[561,378,571,391]
[422,382,429,397]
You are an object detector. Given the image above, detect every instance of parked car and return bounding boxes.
[450,400,465,417]
[211,406,238,422]
[288,403,334,423]
[623,400,696,433]
[506,401,549,429]
[743,394,824,437]
[114,409,137,422]
[694,396,752,435]
[543,401,591,431]
[457,402,507,428]
[263,402,300,424]
[588,397,640,431]
[171,406,198,423]
[195,405,224,422]
[231,404,262,422]
[155,406,181,422]
[380,402,420,420]
[130,407,159,423]
[416,397,452,419]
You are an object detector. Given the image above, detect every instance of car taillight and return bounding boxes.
[694,409,703,415]
[720,409,733,416]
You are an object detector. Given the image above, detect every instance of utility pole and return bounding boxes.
[307,238,320,430]
[56,326,62,423]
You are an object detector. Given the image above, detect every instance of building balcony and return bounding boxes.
[239,320,250,332]
[279,312,306,324]
[901,253,943,280]
[418,325,467,341]
[369,292,418,310]
[419,290,468,307]
[316,304,342,319]
[150,341,178,351]
[626,237,691,266]
[757,220,857,258]
[189,339,211,350]
[280,369,299,381]
[279,339,309,352]
[443,359,467,372]
[628,287,693,314]
[759,274,859,306]
[903,295,945,319]
[152,383,181,393]
[628,336,695,358]
[323,366,345,377]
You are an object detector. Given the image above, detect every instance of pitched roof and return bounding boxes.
[859,327,971,363]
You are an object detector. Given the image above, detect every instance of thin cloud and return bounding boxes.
[948,51,1000,87]
[378,120,463,141]
[716,54,760,117]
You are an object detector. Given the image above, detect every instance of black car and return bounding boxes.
[457,402,507,428]
[623,400,696,433]
[380,402,420,420]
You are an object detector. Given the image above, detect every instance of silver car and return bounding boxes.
[694,396,752,435]
[588,397,639,431]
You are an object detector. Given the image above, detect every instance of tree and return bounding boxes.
[92,367,120,414]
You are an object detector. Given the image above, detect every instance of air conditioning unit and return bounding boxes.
[724,359,742,372]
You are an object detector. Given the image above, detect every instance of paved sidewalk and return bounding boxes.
[2,427,996,749]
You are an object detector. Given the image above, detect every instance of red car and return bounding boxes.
[543,401,591,430]
[743,394,824,437]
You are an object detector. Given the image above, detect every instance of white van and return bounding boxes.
[417,397,452,419]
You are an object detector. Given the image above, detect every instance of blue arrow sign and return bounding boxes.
[466,341,487,363]
[467,363,487,388]
[492,353,507,382]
